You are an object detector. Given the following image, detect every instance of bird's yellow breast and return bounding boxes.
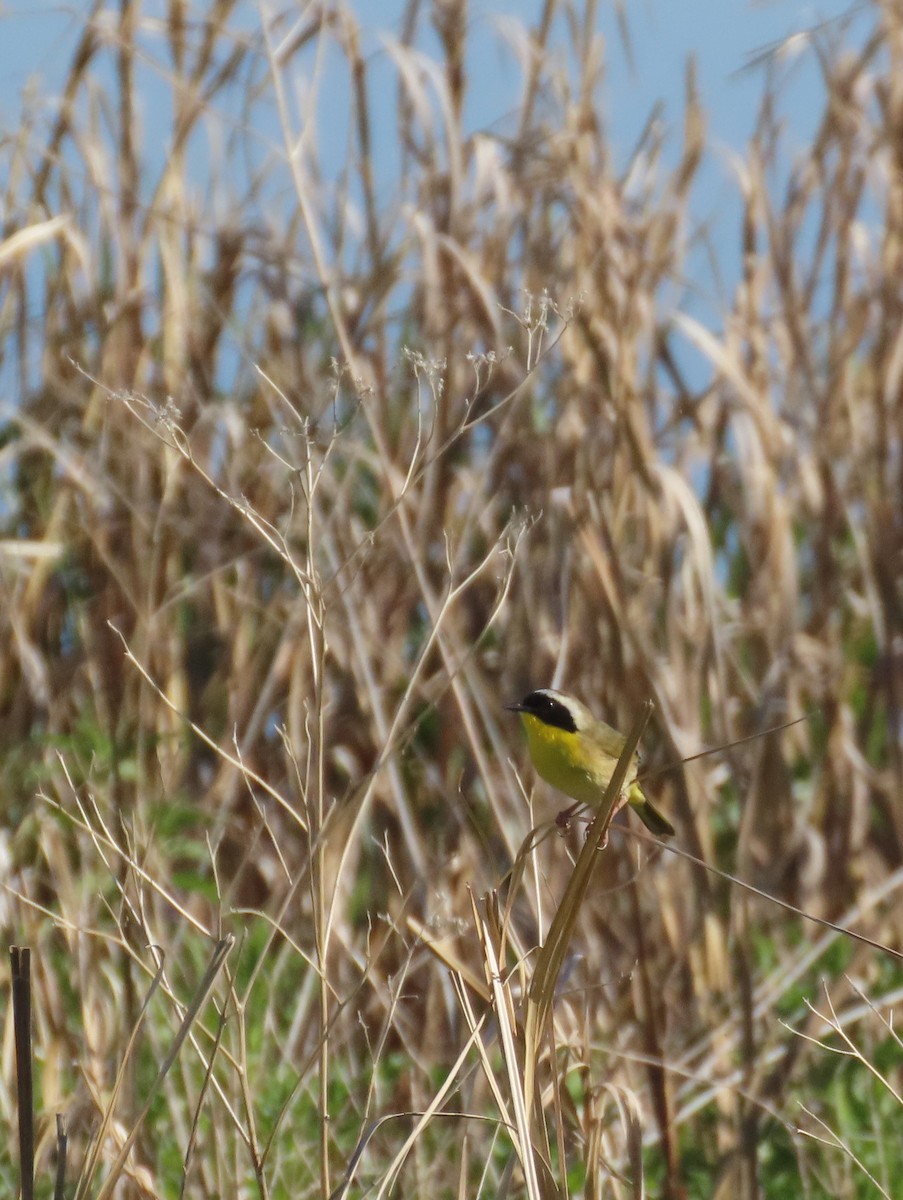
[520,713,614,806]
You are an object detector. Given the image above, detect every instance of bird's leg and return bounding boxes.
[555,801,581,830]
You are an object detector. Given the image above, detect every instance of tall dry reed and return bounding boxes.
[1,2,902,1197]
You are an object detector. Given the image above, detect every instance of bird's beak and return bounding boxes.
[504,701,526,713]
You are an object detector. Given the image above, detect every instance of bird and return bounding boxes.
[505,688,674,837]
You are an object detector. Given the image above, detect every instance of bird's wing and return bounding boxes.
[589,721,628,758]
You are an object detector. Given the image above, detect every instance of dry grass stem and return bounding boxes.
[2,1,903,1195]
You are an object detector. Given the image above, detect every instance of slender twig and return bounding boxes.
[11,947,34,1200]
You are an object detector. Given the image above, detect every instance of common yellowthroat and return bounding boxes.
[505,689,674,837]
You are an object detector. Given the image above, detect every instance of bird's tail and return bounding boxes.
[627,783,675,837]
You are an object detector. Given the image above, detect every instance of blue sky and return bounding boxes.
[0,0,870,371]
[1,2,864,177]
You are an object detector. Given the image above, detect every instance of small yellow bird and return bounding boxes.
[506,688,674,836]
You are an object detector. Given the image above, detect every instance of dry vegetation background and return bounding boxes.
[2,1,903,1197]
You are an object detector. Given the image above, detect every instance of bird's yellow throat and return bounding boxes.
[519,712,604,806]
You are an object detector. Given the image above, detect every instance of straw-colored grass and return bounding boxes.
[2,2,903,1197]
